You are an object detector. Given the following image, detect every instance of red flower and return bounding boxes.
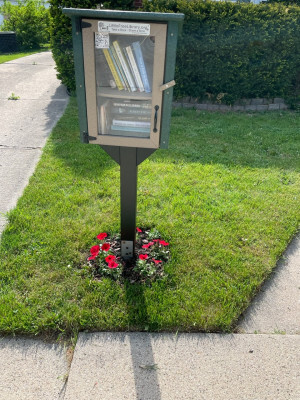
[88,255,97,261]
[97,232,107,240]
[142,241,154,249]
[105,255,116,263]
[136,227,142,233]
[90,245,100,257]
[152,259,162,265]
[102,243,110,252]
[108,261,119,269]
[159,240,169,246]
[139,254,148,260]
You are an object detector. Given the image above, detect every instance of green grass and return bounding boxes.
[0,45,50,64]
[0,99,299,339]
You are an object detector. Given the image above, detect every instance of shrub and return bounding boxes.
[50,0,300,102]
[143,0,300,103]
[0,0,50,50]
[49,0,134,92]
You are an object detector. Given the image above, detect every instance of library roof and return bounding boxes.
[63,8,184,24]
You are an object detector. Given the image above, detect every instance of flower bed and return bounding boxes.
[83,228,170,285]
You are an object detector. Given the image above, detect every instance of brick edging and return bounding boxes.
[173,97,289,112]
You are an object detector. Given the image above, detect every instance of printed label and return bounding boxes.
[98,21,150,36]
[95,32,109,49]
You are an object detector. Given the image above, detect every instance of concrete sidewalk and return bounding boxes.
[0,51,69,234]
[0,52,299,400]
[0,233,298,399]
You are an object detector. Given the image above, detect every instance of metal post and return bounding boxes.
[120,147,137,259]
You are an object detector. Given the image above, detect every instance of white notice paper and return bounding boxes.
[95,32,109,49]
[98,21,150,36]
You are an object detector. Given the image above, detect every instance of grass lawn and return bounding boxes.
[0,98,299,340]
[0,45,50,64]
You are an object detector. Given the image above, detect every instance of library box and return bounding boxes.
[63,8,184,149]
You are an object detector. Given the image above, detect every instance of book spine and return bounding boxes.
[113,41,137,92]
[112,101,151,109]
[108,47,128,91]
[100,104,107,134]
[102,49,124,91]
[110,46,129,91]
[131,41,151,93]
[112,119,151,128]
[125,46,144,92]
[110,125,150,133]
[111,107,151,116]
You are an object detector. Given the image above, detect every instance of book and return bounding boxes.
[102,49,124,91]
[112,101,152,109]
[95,50,116,89]
[131,41,151,93]
[110,45,129,91]
[113,41,137,92]
[110,125,150,134]
[99,100,110,134]
[124,45,144,92]
[112,119,151,128]
[111,106,151,116]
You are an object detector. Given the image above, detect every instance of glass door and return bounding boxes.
[82,19,167,148]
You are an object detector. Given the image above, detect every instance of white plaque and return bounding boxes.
[98,21,150,36]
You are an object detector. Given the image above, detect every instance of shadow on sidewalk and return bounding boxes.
[125,282,162,400]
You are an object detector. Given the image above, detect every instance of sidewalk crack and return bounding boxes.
[0,144,42,150]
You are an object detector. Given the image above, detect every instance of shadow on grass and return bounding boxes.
[49,98,300,178]
[49,96,119,179]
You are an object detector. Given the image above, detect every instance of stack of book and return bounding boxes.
[102,40,151,93]
[99,100,152,137]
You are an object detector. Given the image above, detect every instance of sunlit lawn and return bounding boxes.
[0,45,50,64]
[0,98,299,339]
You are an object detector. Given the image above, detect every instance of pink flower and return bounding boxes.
[152,259,162,265]
[159,240,169,246]
[105,255,116,263]
[136,227,142,233]
[102,243,110,252]
[90,245,100,257]
[97,232,107,240]
[139,254,148,260]
[108,261,119,269]
[142,242,154,249]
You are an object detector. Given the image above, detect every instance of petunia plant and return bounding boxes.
[84,228,170,285]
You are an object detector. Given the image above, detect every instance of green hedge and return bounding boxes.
[50,0,300,103]
[0,0,49,50]
[49,0,134,92]
[144,0,300,104]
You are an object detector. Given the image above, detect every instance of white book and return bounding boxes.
[113,41,137,92]
[112,119,151,128]
[125,46,144,92]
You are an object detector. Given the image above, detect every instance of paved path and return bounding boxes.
[0,51,69,234]
[0,52,299,399]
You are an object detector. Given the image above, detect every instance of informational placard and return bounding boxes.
[95,32,109,49]
[98,21,150,36]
